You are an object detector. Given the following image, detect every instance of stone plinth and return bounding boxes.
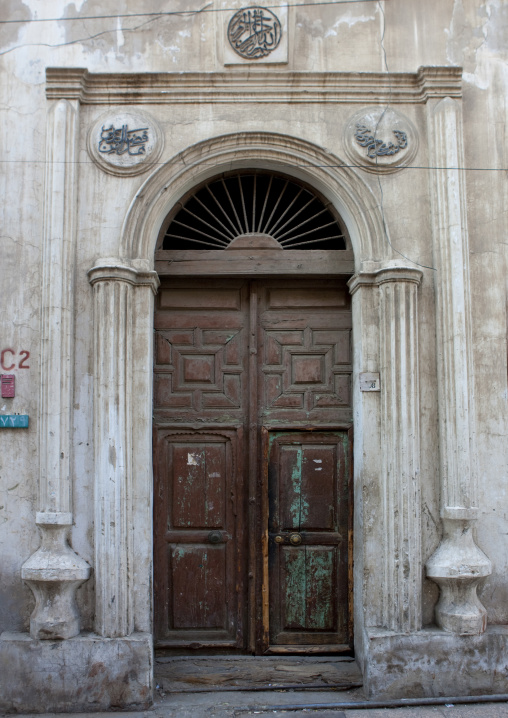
[364,626,508,699]
[0,632,152,713]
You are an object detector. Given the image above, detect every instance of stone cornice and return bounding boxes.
[46,66,462,105]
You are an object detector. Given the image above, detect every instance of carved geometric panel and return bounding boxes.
[261,328,351,413]
[259,281,352,423]
[292,355,324,384]
[155,327,244,411]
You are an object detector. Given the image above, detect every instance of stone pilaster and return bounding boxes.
[21,99,90,639]
[425,97,491,634]
[349,265,422,634]
[88,260,159,638]
[378,268,422,633]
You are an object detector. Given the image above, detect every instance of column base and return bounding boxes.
[21,513,91,639]
[0,632,152,712]
[363,625,508,699]
[426,515,492,635]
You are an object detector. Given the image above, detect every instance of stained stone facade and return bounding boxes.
[1,0,508,711]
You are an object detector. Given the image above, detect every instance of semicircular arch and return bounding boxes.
[120,131,388,269]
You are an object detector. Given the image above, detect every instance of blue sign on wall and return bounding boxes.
[0,415,29,428]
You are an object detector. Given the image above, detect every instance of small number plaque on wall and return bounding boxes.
[0,415,29,428]
[360,372,380,392]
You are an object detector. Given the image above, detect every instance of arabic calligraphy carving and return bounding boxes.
[88,110,163,177]
[354,123,408,158]
[228,7,281,59]
[343,107,418,174]
[98,124,149,156]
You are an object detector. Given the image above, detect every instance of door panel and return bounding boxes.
[154,280,247,422]
[258,281,352,426]
[171,442,226,529]
[154,429,243,647]
[170,545,226,629]
[266,431,351,649]
[153,280,249,648]
[282,546,335,630]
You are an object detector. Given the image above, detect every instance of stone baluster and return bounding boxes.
[21,99,90,639]
[349,265,422,634]
[425,97,491,634]
[88,260,159,637]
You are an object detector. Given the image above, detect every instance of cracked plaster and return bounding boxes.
[1,0,508,708]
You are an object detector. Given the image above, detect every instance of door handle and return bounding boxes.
[208,531,223,544]
[273,532,303,545]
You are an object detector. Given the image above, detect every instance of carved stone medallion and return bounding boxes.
[343,107,418,173]
[228,7,282,59]
[88,110,163,176]
[224,5,287,65]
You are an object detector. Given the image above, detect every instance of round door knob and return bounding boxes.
[289,532,302,546]
[274,535,284,544]
[208,531,223,544]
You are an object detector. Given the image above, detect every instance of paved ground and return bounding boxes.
[4,657,508,717]
[4,690,508,718]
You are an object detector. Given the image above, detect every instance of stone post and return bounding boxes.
[349,265,422,634]
[88,260,159,637]
[425,97,491,634]
[21,99,91,639]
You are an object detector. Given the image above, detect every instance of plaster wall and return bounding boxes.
[0,0,507,708]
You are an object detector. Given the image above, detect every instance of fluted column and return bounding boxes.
[350,265,422,634]
[21,99,90,639]
[425,97,491,634]
[88,260,159,638]
[378,268,422,632]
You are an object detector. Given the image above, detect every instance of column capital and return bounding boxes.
[88,258,159,294]
[348,264,423,295]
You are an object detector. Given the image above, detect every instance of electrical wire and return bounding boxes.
[0,1,385,25]
[0,158,504,171]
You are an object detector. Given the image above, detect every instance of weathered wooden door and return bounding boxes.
[153,280,248,649]
[153,279,352,652]
[265,431,352,651]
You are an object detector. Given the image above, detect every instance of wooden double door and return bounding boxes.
[153,278,353,653]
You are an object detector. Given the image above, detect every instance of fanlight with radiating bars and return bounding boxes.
[161,172,347,251]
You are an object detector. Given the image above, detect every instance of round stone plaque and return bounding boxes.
[343,107,418,173]
[227,7,282,60]
[88,110,163,177]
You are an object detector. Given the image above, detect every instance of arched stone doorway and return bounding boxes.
[152,170,354,653]
[88,132,422,681]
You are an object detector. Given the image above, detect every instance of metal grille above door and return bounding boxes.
[160,172,348,251]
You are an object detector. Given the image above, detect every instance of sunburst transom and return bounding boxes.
[161,172,347,251]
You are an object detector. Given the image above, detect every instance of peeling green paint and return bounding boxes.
[285,549,306,629]
[307,549,333,630]
[289,449,309,529]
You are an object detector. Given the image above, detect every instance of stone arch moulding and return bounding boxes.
[119,131,389,268]
[91,131,405,650]
[106,129,425,666]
